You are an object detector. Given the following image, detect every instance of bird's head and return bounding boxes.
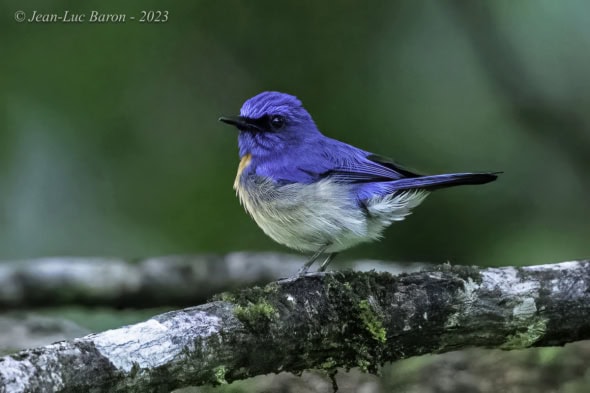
[219,91,321,157]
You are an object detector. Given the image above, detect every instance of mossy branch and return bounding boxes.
[1,261,590,392]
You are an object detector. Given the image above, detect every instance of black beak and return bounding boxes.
[218,115,261,132]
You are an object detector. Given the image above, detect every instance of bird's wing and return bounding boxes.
[296,143,422,184]
[347,153,422,180]
[288,141,498,200]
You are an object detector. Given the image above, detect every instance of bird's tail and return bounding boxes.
[390,172,500,191]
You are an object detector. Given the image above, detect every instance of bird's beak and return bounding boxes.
[218,116,261,132]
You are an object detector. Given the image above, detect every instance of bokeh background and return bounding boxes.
[2,0,590,265]
[2,0,590,392]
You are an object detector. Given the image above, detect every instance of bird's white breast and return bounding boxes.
[233,156,429,253]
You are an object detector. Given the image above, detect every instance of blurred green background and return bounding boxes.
[2,0,590,267]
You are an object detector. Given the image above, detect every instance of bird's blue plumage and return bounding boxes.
[219,91,499,273]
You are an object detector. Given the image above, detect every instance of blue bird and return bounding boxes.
[219,91,499,274]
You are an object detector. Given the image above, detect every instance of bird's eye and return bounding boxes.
[269,115,285,130]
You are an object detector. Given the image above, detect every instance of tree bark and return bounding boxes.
[1,261,589,393]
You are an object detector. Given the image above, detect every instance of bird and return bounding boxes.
[219,91,499,274]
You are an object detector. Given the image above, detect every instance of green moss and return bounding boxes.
[319,272,391,374]
[262,282,280,294]
[234,300,278,330]
[501,318,548,350]
[213,365,228,385]
[356,359,371,372]
[358,300,386,344]
[321,357,337,369]
[229,283,279,304]
[210,271,396,376]
[234,300,276,320]
[212,291,236,302]
[211,282,282,331]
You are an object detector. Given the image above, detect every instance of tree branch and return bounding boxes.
[1,261,589,392]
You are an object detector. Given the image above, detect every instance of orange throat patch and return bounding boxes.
[234,153,252,190]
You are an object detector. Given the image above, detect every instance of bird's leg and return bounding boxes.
[297,244,330,275]
[318,253,339,272]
